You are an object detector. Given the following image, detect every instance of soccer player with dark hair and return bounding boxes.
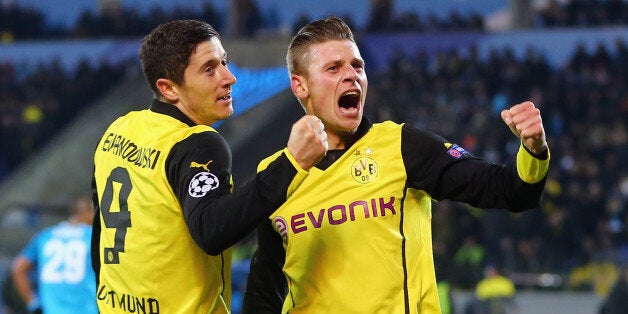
[91,19,327,313]
[242,17,549,313]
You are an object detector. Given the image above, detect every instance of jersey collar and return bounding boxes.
[317,117,372,170]
[149,99,197,127]
[344,117,372,148]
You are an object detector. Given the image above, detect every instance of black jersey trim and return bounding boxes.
[220,252,227,305]
[288,275,296,312]
[400,185,410,314]
[149,99,197,127]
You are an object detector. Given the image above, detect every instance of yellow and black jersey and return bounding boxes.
[242,118,549,314]
[91,99,305,313]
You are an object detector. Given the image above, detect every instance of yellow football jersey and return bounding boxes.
[260,121,440,313]
[93,109,231,314]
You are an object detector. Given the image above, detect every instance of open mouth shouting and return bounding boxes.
[338,90,361,116]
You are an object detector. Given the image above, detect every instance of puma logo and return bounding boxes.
[190,160,213,172]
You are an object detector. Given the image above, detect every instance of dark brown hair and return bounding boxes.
[140,20,220,98]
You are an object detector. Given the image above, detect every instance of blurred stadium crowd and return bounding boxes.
[368,34,627,293]
[0,0,627,310]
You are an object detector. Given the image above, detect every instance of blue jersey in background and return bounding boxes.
[19,221,97,314]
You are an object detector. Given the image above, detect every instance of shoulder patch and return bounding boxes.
[444,143,469,159]
[188,172,219,197]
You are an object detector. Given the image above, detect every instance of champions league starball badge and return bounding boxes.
[188,172,219,197]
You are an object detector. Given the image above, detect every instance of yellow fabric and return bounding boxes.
[259,121,441,314]
[516,144,550,183]
[94,109,231,313]
[569,262,619,297]
[283,148,310,197]
[22,104,44,124]
[475,275,516,300]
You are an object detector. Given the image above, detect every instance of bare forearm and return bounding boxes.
[11,257,35,304]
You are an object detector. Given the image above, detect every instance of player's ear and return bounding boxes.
[291,74,308,99]
[156,78,178,101]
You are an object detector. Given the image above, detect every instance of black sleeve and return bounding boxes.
[241,220,287,314]
[90,171,101,287]
[401,124,546,212]
[167,131,297,255]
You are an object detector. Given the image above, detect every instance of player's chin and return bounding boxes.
[215,112,232,122]
[336,118,361,133]
[216,101,233,114]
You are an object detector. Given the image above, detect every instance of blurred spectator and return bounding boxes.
[453,235,485,289]
[369,33,626,291]
[465,264,520,314]
[536,0,628,28]
[367,0,393,32]
[0,57,126,181]
[569,252,621,298]
[600,264,628,314]
[436,266,456,314]
[229,0,262,37]
[0,0,625,40]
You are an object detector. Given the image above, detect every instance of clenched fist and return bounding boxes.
[500,101,548,156]
[287,115,328,170]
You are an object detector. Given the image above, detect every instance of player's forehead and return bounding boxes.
[305,40,362,67]
[188,37,226,67]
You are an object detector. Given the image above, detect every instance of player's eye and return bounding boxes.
[204,66,216,75]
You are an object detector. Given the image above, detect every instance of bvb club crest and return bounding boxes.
[351,147,378,184]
